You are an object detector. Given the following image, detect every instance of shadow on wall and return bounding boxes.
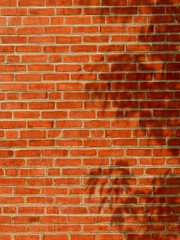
[84,0,180,239]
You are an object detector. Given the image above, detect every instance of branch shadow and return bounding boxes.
[83,1,180,239]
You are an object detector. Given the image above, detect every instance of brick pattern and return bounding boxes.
[0,0,180,239]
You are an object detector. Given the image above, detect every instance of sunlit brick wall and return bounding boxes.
[0,0,180,240]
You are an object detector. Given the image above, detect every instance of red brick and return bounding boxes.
[19,0,44,6]
[56,36,82,44]
[14,111,40,119]
[0,65,26,72]
[16,74,42,81]
[129,0,154,4]
[126,235,151,240]
[44,73,69,81]
[66,16,91,24]
[153,234,179,240]
[45,26,71,34]
[70,235,95,240]
[56,7,81,15]
[51,16,64,24]
[29,36,54,43]
[101,26,126,33]
[107,16,132,23]
[27,224,53,232]
[74,0,100,5]
[14,235,40,240]
[1,8,27,16]
[43,235,68,240]
[61,206,87,214]
[7,55,20,63]
[102,0,126,5]
[47,0,72,5]
[29,8,55,15]
[42,149,68,157]
[156,25,180,33]
[139,224,165,232]
[27,178,53,186]
[139,7,165,14]
[56,64,81,72]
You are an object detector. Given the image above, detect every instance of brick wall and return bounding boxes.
[0,0,180,239]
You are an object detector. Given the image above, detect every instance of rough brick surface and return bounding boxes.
[0,0,180,239]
